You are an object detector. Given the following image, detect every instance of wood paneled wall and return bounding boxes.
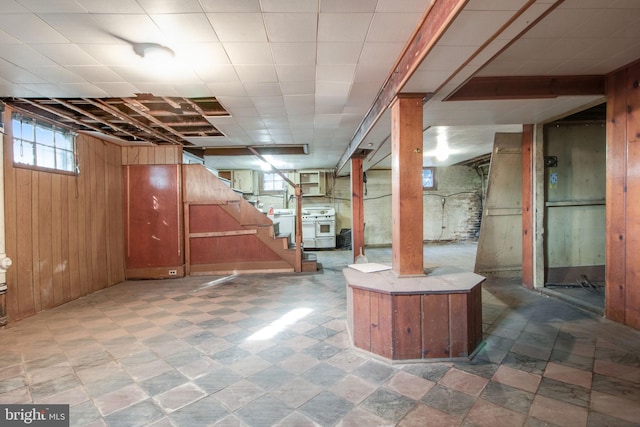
[122,145,181,165]
[3,109,125,322]
[606,61,640,329]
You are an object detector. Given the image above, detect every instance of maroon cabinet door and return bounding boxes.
[124,165,182,269]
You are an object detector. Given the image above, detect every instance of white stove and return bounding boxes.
[301,207,336,249]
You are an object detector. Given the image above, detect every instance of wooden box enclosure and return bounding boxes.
[345,269,483,361]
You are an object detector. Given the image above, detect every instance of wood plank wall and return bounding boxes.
[607,61,640,328]
[3,108,125,322]
[122,145,181,166]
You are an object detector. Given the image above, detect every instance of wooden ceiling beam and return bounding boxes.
[336,0,466,173]
[51,98,143,141]
[446,75,606,101]
[122,99,190,143]
[85,98,183,145]
[15,98,112,135]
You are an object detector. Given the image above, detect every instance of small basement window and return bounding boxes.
[262,172,286,192]
[12,112,77,174]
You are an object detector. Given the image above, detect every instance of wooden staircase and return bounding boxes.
[182,164,317,274]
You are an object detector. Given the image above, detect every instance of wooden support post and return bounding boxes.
[351,157,365,262]
[391,94,425,276]
[522,124,534,289]
[294,186,303,273]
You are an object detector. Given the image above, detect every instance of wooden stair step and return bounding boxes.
[190,260,295,275]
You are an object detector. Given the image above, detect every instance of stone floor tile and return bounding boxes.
[421,384,475,418]
[104,399,165,427]
[213,380,265,411]
[438,367,489,396]
[386,370,435,400]
[0,386,32,404]
[464,398,526,427]
[587,410,640,427]
[40,385,89,406]
[169,395,229,427]
[94,383,149,416]
[273,411,322,427]
[271,377,322,408]
[301,362,347,387]
[212,414,250,427]
[529,395,588,427]
[398,403,461,427]
[590,390,640,424]
[593,359,640,384]
[360,388,416,423]
[480,380,534,414]
[329,374,378,404]
[336,407,394,427]
[492,364,541,393]
[298,391,354,426]
[326,351,367,372]
[153,382,207,412]
[235,394,292,426]
[544,361,592,389]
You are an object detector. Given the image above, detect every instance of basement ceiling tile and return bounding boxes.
[78,44,140,66]
[31,44,101,66]
[223,43,274,65]
[418,45,477,71]
[17,0,85,12]
[91,14,166,43]
[279,80,315,95]
[75,0,144,13]
[0,1,29,13]
[200,0,261,12]
[137,0,204,13]
[284,94,315,108]
[316,81,350,97]
[234,65,278,82]
[353,63,389,84]
[316,64,356,83]
[176,42,231,66]
[276,65,316,82]
[243,82,281,96]
[92,81,140,97]
[464,0,528,11]
[318,13,373,42]
[366,13,421,43]
[0,64,48,84]
[206,82,246,96]
[207,13,267,42]
[194,64,239,83]
[438,10,514,46]
[270,43,316,65]
[264,13,318,42]
[65,65,124,82]
[262,0,318,13]
[316,42,363,64]
[37,14,110,43]
[228,106,260,117]
[320,0,377,13]
[1,43,58,68]
[31,66,84,83]
[151,13,219,43]
[252,96,284,108]
[0,14,68,44]
[358,42,404,65]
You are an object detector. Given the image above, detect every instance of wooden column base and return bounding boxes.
[344,268,484,362]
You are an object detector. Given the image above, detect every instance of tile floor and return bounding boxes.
[1,242,640,427]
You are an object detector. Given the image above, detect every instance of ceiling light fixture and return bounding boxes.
[133,42,175,62]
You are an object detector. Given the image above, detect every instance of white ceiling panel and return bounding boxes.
[150,14,219,43]
[207,13,267,42]
[316,64,356,83]
[270,43,316,65]
[17,0,85,13]
[263,13,317,42]
[0,0,636,172]
[137,0,204,14]
[200,0,261,13]
[223,43,273,64]
[320,0,377,13]
[366,13,421,43]
[0,14,68,44]
[276,65,316,82]
[317,13,373,42]
[279,81,315,95]
[75,0,144,13]
[243,82,281,97]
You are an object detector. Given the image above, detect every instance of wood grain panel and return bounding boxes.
[392,294,422,360]
[190,204,239,233]
[371,292,393,359]
[124,165,182,270]
[391,95,424,276]
[605,68,628,323]
[522,124,534,289]
[625,62,640,328]
[189,235,280,264]
[351,157,365,261]
[467,285,483,351]
[352,288,371,351]
[422,294,450,358]
[4,114,125,322]
[449,293,469,357]
[38,172,54,309]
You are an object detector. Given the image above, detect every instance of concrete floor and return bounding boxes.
[0,242,639,426]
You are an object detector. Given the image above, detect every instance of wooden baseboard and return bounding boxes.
[190,261,294,275]
[126,266,185,279]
